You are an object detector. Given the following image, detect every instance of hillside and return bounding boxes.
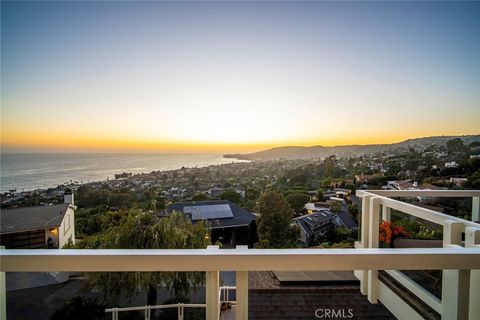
[224,135,480,161]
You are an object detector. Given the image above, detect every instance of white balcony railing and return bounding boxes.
[355,189,480,320]
[105,303,206,320]
[1,190,479,320]
[103,286,234,320]
[220,286,236,305]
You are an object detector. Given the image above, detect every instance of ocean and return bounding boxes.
[0,153,243,193]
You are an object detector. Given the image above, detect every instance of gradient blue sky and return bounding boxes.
[1,1,479,152]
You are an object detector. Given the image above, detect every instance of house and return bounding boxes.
[417,183,443,191]
[207,187,224,198]
[355,174,380,185]
[162,187,187,198]
[386,180,415,190]
[0,190,76,249]
[296,204,358,245]
[335,212,358,230]
[450,177,468,186]
[3,189,479,320]
[445,161,458,168]
[293,209,337,245]
[333,188,351,199]
[232,186,245,198]
[167,200,257,245]
[304,202,330,214]
[114,172,133,180]
[317,188,350,202]
[307,190,317,197]
[320,190,337,200]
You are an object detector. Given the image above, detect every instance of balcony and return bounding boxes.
[1,190,479,320]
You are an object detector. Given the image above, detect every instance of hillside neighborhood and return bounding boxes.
[1,136,480,319]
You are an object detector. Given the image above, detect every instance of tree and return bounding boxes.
[256,191,298,248]
[220,189,242,204]
[245,188,260,201]
[404,156,419,172]
[285,192,310,213]
[78,210,209,307]
[347,203,359,220]
[325,227,355,244]
[465,170,480,189]
[244,188,261,211]
[50,297,108,320]
[281,167,310,188]
[386,160,401,176]
[323,155,339,178]
[191,193,209,201]
[149,199,158,211]
[469,141,480,149]
[155,195,166,210]
[446,138,467,154]
[316,190,323,201]
[247,220,258,248]
[321,178,332,189]
[330,201,342,213]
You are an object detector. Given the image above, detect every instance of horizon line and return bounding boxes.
[2,133,479,155]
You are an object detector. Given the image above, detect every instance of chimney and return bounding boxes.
[64,188,74,204]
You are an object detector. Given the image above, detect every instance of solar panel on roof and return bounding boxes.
[184,204,234,221]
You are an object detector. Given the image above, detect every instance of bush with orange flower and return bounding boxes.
[379,221,411,247]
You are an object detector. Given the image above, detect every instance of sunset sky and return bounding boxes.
[1,1,479,153]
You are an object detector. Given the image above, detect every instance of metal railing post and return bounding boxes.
[206,271,220,320]
[472,197,479,222]
[359,194,371,295]
[236,271,249,320]
[178,303,184,320]
[236,245,249,320]
[206,245,220,320]
[367,197,381,304]
[466,227,480,320]
[442,220,469,320]
[381,204,391,222]
[0,247,5,320]
[144,306,150,320]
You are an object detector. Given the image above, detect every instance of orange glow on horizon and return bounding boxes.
[3,129,479,154]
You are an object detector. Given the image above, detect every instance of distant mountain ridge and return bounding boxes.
[224,135,480,161]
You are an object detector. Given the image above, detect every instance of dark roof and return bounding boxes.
[294,210,335,226]
[248,271,396,319]
[167,200,256,229]
[1,204,70,234]
[274,271,357,283]
[184,203,234,220]
[296,219,314,237]
[295,210,335,224]
[249,288,396,319]
[293,209,336,238]
[336,212,358,229]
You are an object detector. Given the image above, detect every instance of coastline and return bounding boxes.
[1,153,249,194]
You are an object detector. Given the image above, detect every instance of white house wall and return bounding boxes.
[59,206,75,248]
